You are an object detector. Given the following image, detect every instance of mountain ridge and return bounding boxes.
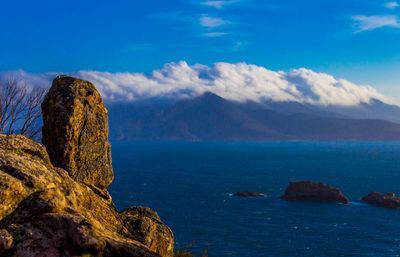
[107,92,400,141]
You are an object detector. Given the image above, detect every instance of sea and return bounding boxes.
[108,141,400,257]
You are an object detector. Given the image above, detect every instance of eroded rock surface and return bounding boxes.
[362,191,400,209]
[42,75,113,190]
[234,192,266,197]
[281,181,350,204]
[0,76,174,257]
[119,207,174,257]
[0,229,12,254]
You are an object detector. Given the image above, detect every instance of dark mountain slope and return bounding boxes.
[108,93,291,140]
[107,93,400,141]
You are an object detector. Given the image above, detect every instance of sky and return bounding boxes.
[1,0,400,102]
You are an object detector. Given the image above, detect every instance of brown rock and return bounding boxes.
[0,229,12,255]
[362,191,400,209]
[280,181,350,204]
[41,75,113,190]
[0,135,165,257]
[234,192,266,197]
[0,76,174,257]
[119,207,174,257]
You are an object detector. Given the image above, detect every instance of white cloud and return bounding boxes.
[203,32,228,37]
[1,62,394,107]
[386,1,399,9]
[201,1,225,8]
[352,15,400,32]
[200,0,239,8]
[200,15,230,28]
[0,69,55,90]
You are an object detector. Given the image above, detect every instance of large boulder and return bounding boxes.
[41,75,113,190]
[280,181,350,204]
[0,76,174,257]
[362,191,400,209]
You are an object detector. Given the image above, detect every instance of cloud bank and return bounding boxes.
[0,62,393,107]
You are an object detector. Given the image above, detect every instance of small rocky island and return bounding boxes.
[281,181,350,204]
[0,76,173,256]
[234,192,266,197]
[362,191,400,209]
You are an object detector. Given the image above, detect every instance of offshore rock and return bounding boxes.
[362,191,400,209]
[234,192,266,197]
[41,75,113,190]
[0,134,174,256]
[281,181,350,204]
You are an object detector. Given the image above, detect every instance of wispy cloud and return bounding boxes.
[386,1,399,9]
[201,1,225,8]
[203,32,228,37]
[200,15,230,28]
[200,0,239,9]
[352,15,400,32]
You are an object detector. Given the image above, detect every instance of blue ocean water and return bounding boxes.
[108,141,400,257]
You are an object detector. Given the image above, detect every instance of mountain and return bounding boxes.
[256,99,400,123]
[329,99,400,124]
[107,92,400,141]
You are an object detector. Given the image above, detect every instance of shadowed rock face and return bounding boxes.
[281,181,350,204]
[42,75,113,190]
[234,192,266,197]
[362,191,400,209]
[0,76,174,257]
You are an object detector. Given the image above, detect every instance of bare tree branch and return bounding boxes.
[0,77,46,140]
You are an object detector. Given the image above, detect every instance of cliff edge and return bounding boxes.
[0,76,174,257]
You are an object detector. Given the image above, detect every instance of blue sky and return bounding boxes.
[1,0,400,98]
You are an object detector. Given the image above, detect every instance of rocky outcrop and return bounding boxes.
[42,75,113,191]
[362,191,400,209]
[234,192,266,197]
[280,181,350,204]
[119,207,174,257]
[0,76,174,257]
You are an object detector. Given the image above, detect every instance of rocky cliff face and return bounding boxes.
[0,76,174,257]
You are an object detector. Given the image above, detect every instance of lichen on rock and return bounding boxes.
[119,207,175,257]
[41,75,113,190]
[0,76,174,257]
